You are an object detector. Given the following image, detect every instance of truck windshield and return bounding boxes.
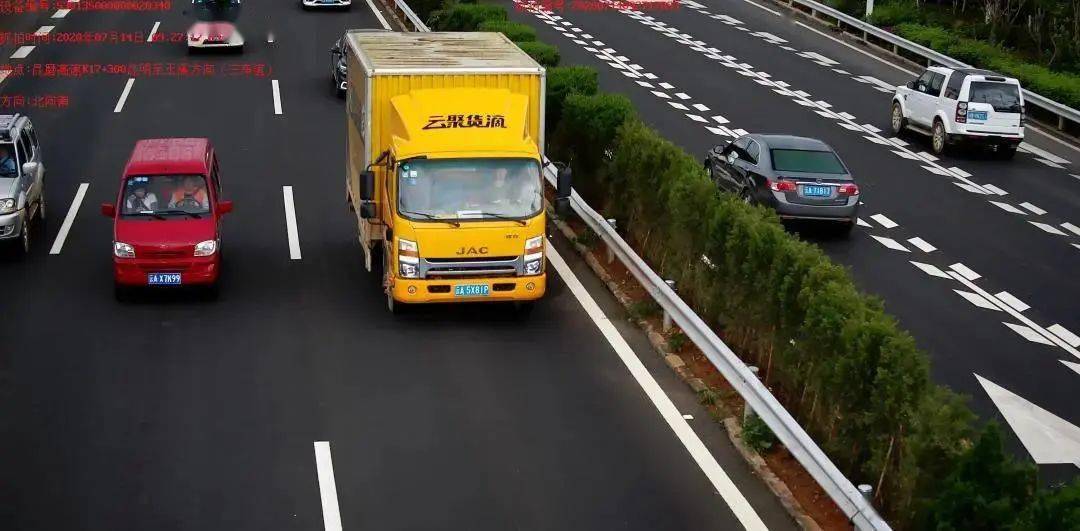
[397,158,542,221]
[121,174,211,217]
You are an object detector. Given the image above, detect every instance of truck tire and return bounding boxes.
[382,241,407,314]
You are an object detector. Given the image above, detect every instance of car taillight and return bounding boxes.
[838,183,860,196]
[955,101,967,123]
[768,178,797,193]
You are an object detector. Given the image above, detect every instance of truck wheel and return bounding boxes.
[931,120,949,155]
[890,103,906,135]
[382,242,407,314]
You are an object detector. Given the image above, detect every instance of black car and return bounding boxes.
[330,37,346,97]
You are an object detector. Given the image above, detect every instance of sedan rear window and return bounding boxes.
[969,82,1021,113]
[770,149,847,174]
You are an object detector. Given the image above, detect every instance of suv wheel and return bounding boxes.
[931,120,949,155]
[890,103,906,134]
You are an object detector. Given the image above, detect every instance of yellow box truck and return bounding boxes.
[344,31,572,313]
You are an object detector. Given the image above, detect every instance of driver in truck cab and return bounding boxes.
[169,176,208,209]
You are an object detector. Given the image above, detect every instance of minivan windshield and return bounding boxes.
[770,149,848,175]
[969,82,1022,113]
[397,158,543,221]
[121,174,211,217]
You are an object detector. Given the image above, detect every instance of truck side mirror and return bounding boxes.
[556,166,572,199]
[100,203,116,217]
[359,202,377,219]
[359,170,375,201]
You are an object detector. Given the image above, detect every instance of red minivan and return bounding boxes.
[101,138,232,299]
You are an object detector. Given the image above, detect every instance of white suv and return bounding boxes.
[891,67,1024,159]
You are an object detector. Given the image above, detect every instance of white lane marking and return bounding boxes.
[993,291,1030,312]
[910,261,951,279]
[52,8,70,17]
[948,166,971,178]
[948,263,981,281]
[547,245,768,530]
[1029,221,1068,235]
[954,289,1000,311]
[1020,142,1069,165]
[1003,322,1055,345]
[147,21,161,42]
[796,51,838,66]
[313,442,343,531]
[794,21,918,76]
[1061,222,1080,237]
[982,184,1008,195]
[365,0,392,28]
[272,79,283,115]
[989,201,1027,215]
[0,70,10,85]
[975,374,1080,465]
[954,183,988,194]
[855,217,871,227]
[1048,325,1080,348]
[113,78,135,113]
[10,46,34,59]
[658,82,674,89]
[674,92,690,100]
[692,103,710,111]
[34,26,55,36]
[1019,202,1046,215]
[49,183,89,255]
[683,414,694,420]
[869,213,897,228]
[282,186,302,260]
[907,237,936,252]
[1063,360,1080,376]
[740,0,781,15]
[870,235,909,252]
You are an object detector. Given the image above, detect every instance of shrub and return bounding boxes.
[743,414,776,453]
[544,66,599,137]
[409,0,448,21]
[550,92,635,179]
[868,1,921,27]
[428,3,506,31]
[516,41,560,67]
[477,20,537,42]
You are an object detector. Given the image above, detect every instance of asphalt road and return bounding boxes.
[504,0,1080,483]
[0,2,801,530]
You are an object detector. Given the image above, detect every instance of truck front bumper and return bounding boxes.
[391,274,546,304]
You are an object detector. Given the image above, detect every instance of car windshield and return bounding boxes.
[0,142,16,177]
[770,149,848,174]
[397,158,543,221]
[121,174,211,217]
[969,82,1022,113]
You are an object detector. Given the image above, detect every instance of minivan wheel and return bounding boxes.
[931,120,948,155]
[890,103,906,134]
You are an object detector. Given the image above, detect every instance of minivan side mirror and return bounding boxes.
[359,170,375,201]
[218,200,233,215]
[100,203,116,218]
[21,161,38,176]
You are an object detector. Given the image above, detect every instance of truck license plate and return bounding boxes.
[454,284,489,297]
[148,273,182,285]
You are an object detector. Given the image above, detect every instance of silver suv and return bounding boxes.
[891,67,1024,158]
[0,114,46,256]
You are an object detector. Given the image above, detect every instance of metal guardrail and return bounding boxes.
[779,0,1080,132]
[394,0,891,525]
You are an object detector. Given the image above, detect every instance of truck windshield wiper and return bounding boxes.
[476,212,527,226]
[158,209,202,219]
[401,210,460,227]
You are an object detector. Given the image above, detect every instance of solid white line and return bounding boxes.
[147,21,160,42]
[953,289,1000,311]
[365,0,392,29]
[740,0,781,16]
[113,78,135,113]
[282,186,302,259]
[1003,322,1056,346]
[271,80,283,115]
[794,21,917,76]
[313,442,343,531]
[10,46,34,59]
[948,262,981,281]
[52,8,70,18]
[34,26,55,36]
[49,183,88,255]
[1049,324,1080,348]
[993,291,1030,312]
[546,245,768,530]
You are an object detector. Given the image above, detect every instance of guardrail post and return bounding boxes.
[662,279,676,331]
[606,218,617,264]
[743,366,760,423]
[858,484,873,502]
[1059,115,1067,131]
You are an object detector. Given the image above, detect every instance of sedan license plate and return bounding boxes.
[148,273,182,286]
[968,111,988,121]
[802,185,832,197]
[454,284,490,297]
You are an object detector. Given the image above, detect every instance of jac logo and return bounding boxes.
[456,246,489,255]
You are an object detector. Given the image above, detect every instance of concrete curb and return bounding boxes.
[551,214,822,531]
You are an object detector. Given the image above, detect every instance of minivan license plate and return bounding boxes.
[802,185,831,197]
[454,284,489,297]
[148,273,182,285]
[969,111,988,120]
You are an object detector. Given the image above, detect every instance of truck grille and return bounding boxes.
[419,256,522,279]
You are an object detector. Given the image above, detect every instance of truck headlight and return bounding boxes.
[114,241,135,258]
[398,238,419,278]
[523,235,543,275]
[0,198,16,214]
[194,239,218,257]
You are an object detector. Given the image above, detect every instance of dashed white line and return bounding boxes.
[1061,222,1080,237]
[313,442,343,531]
[1003,322,1056,346]
[10,46,34,59]
[982,184,1009,195]
[1019,202,1046,215]
[954,289,1001,311]
[993,291,1030,313]
[1029,221,1068,236]
[34,26,55,36]
[282,186,302,260]
[794,22,918,76]
[910,261,951,279]
[870,235,909,252]
[989,201,1027,215]
[907,237,936,252]
[869,213,897,228]
[49,183,89,255]
[52,8,70,18]
[113,78,135,113]
[948,263,981,281]
[1049,324,1080,348]
[147,21,161,42]
[272,79,283,115]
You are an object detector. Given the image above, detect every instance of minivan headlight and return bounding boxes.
[523,235,544,275]
[0,198,16,214]
[398,238,419,278]
[113,241,135,258]
[194,239,218,257]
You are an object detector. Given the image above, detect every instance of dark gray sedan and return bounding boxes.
[705,134,860,232]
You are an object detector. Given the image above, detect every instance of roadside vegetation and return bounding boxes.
[416,0,1080,527]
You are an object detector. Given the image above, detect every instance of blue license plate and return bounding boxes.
[454,284,490,297]
[802,185,831,197]
[969,111,988,120]
[148,273,182,285]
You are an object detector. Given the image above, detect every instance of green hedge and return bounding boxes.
[544,66,599,139]
[551,88,1080,527]
[427,3,506,31]
[477,20,537,42]
[516,41,560,67]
